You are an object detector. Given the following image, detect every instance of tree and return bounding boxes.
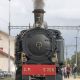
[71,52,80,73]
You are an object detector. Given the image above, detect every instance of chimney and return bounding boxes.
[33,9,45,27]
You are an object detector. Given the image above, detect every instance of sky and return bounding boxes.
[0,0,80,58]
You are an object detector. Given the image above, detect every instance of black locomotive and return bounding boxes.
[15,9,64,80]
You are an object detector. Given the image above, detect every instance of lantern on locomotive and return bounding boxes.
[15,8,64,80]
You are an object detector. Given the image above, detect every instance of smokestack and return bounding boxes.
[33,0,45,27]
[33,9,45,27]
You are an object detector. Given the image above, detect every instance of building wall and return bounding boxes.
[0,31,15,57]
[0,31,15,72]
[0,55,15,71]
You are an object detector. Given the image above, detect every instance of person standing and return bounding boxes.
[66,64,71,78]
[62,65,67,78]
[72,64,77,79]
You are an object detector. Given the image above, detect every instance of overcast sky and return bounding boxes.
[0,0,80,58]
[0,0,80,29]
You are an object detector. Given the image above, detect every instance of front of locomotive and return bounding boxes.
[15,2,64,80]
[21,9,57,80]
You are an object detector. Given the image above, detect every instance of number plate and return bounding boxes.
[22,64,56,76]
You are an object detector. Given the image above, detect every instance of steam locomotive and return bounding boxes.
[15,9,64,80]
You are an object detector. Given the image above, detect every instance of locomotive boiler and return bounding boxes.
[15,6,64,80]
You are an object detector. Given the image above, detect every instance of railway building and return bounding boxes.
[0,30,15,72]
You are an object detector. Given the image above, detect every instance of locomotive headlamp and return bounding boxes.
[51,53,58,63]
[21,52,27,63]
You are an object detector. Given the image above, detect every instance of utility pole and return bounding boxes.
[75,36,78,66]
[8,0,11,72]
[65,46,68,65]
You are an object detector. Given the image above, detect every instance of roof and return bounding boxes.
[0,50,15,61]
[0,30,15,40]
[0,30,9,36]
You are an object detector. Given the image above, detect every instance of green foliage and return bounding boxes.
[71,52,80,73]
[67,58,71,64]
